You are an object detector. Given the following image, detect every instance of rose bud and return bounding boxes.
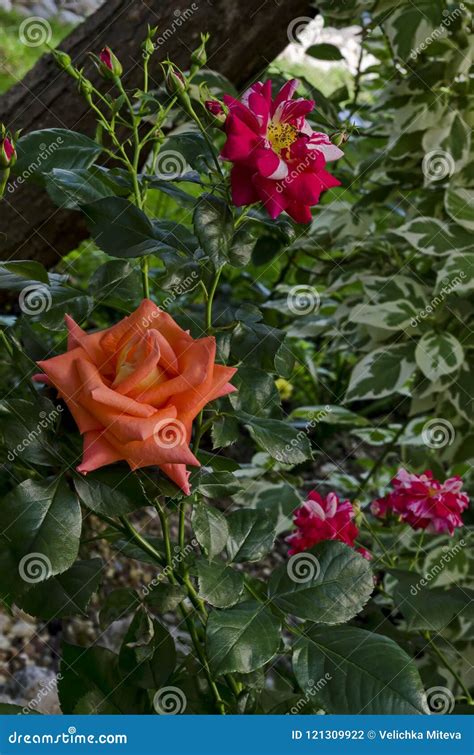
[98,46,123,79]
[165,66,187,96]
[204,99,227,127]
[191,33,209,70]
[52,49,78,78]
[0,135,16,168]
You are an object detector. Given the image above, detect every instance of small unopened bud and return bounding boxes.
[204,99,227,126]
[52,49,78,78]
[142,37,155,57]
[191,33,209,70]
[332,131,349,147]
[0,135,16,168]
[165,67,187,96]
[98,46,122,79]
[78,76,94,100]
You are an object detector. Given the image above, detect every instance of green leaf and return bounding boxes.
[193,470,241,499]
[100,588,141,629]
[0,397,62,466]
[393,573,474,631]
[73,467,145,517]
[38,287,94,331]
[229,367,280,417]
[89,260,142,309]
[415,331,464,381]
[193,194,233,268]
[0,477,82,600]
[237,412,312,465]
[346,342,416,401]
[306,43,344,60]
[192,504,229,560]
[445,186,474,231]
[0,703,40,714]
[83,197,169,258]
[14,129,102,184]
[268,541,373,623]
[350,299,420,331]
[290,405,369,427]
[0,261,49,291]
[45,167,130,209]
[59,643,148,714]
[206,600,281,675]
[436,253,474,294]
[197,559,244,608]
[211,415,239,449]
[17,559,103,620]
[119,608,176,689]
[160,131,214,173]
[227,509,277,563]
[393,217,471,256]
[144,583,186,613]
[384,1,444,61]
[293,625,426,714]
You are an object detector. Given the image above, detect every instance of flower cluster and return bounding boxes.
[287,490,371,559]
[372,468,469,535]
[220,79,343,223]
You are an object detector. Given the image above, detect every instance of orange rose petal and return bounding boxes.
[77,430,124,473]
[36,351,101,433]
[159,463,191,495]
[138,337,215,407]
[65,314,107,366]
[123,432,200,469]
[99,299,159,358]
[113,330,161,395]
[74,360,157,419]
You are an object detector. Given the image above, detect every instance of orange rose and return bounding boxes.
[34,300,237,494]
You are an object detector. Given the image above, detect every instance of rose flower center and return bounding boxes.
[267,121,298,153]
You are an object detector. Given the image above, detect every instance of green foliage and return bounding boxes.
[1,3,473,717]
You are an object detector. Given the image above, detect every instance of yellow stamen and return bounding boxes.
[267,121,298,153]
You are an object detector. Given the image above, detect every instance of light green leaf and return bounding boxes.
[346,343,416,401]
[415,331,464,380]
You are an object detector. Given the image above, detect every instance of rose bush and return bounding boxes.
[0,0,472,717]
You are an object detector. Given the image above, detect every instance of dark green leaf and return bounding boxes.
[237,412,312,465]
[268,541,373,623]
[197,559,244,608]
[192,504,229,560]
[14,129,102,184]
[17,559,102,620]
[227,509,277,563]
[293,625,426,714]
[119,608,176,689]
[193,194,233,268]
[206,600,281,675]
